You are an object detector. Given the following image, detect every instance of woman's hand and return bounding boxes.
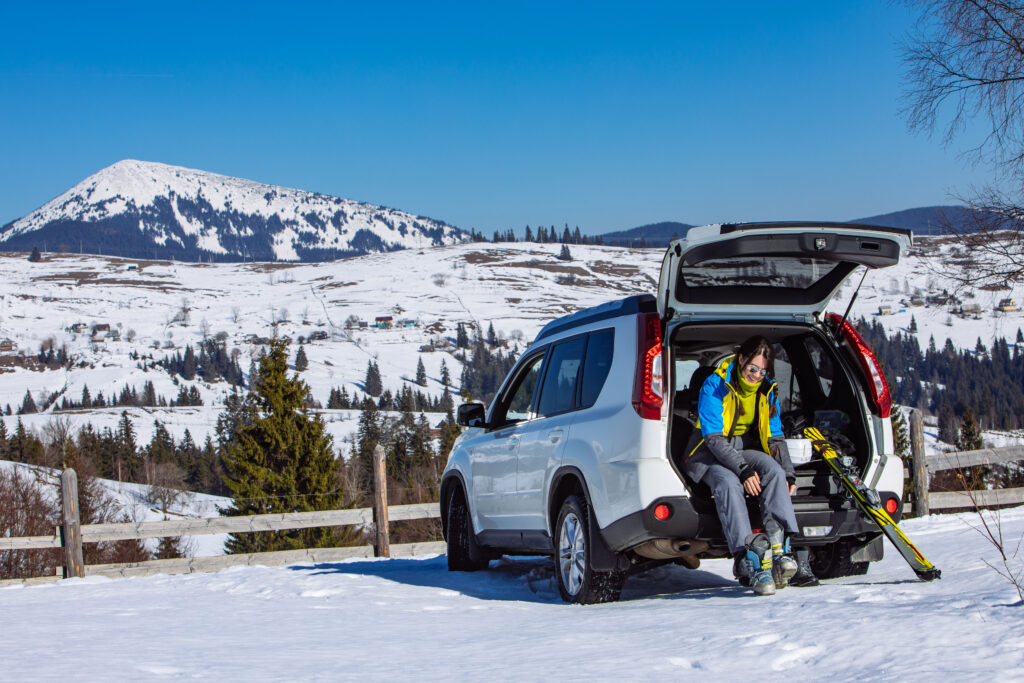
[742,472,762,496]
[789,483,797,496]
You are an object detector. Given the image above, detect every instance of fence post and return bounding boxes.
[60,468,85,578]
[372,444,390,557]
[909,409,929,517]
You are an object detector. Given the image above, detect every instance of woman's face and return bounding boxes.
[739,352,769,383]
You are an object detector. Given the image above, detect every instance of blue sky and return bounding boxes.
[0,1,997,234]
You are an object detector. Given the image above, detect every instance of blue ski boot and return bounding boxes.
[766,520,798,589]
[736,533,775,596]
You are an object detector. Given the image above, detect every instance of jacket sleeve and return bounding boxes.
[767,435,796,481]
[704,433,748,478]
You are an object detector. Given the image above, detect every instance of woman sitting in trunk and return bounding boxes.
[683,335,818,595]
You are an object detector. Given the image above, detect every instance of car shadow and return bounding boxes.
[289,554,748,603]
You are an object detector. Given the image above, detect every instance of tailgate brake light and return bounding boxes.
[826,312,892,418]
[633,312,664,420]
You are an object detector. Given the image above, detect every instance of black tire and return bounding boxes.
[445,485,489,572]
[809,539,870,578]
[554,494,626,604]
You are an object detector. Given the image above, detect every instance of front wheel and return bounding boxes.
[810,539,869,578]
[555,494,626,604]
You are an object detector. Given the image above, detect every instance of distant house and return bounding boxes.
[309,330,329,341]
[375,316,393,329]
[961,303,983,316]
[0,339,16,352]
[92,323,111,333]
[69,322,88,333]
[397,319,416,328]
[877,305,892,316]
[909,296,924,307]
[358,321,368,329]
[998,298,1018,312]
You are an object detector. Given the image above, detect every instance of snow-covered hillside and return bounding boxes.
[0,160,465,261]
[2,507,1022,680]
[0,236,1022,447]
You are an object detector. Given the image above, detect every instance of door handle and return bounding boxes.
[548,428,563,444]
[508,434,521,450]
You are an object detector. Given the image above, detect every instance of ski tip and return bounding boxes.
[915,568,942,582]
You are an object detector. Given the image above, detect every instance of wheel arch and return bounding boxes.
[440,471,469,542]
[548,466,629,572]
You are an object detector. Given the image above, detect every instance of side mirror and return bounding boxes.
[456,402,487,428]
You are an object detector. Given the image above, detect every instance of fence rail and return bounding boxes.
[908,409,1024,515]
[1,445,444,586]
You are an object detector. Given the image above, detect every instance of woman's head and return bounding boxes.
[734,335,775,385]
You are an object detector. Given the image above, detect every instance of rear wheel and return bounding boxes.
[445,485,489,572]
[555,494,626,604]
[810,539,869,578]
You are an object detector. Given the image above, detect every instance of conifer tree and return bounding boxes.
[957,406,983,451]
[440,358,451,387]
[81,384,91,407]
[938,398,959,445]
[19,390,37,415]
[909,315,918,333]
[415,357,427,387]
[295,345,309,372]
[28,246,41,262]
[364,360,383,397]
[221,338,342,553]
[891,406,910,459]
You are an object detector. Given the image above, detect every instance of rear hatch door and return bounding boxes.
[658,222,912,322]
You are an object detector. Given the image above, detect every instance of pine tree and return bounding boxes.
[221,338,342,553]
[295,345,309,372]
[456,323,469,349]
[957,406,983,451]
[1017,328,1023,344]
[28,246,41,262]
[415,357,427,387]
[558,244,572,261]
[487,322,497,346]
[937,399,959,445]
[891,405,910,459]
[909,315,918,333]
[19,390,37,415]
[364,360,383,397]
[440,358,451,387]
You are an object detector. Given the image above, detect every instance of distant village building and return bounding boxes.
[308,330,329,341]
[92,323,111,333]
[397,319,416,328]
[961,303,983,317]
[375,316,394,329]
[0,339,16,352]
[358,321,368,328]
[877,305,892,316]
[69,322,88,333]
[909,296,924,307]
[998,298,1018,312]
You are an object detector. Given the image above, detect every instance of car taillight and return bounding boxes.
[826,313,892,418]
[632,312,664,420]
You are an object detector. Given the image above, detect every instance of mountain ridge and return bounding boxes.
[0,160,466,262]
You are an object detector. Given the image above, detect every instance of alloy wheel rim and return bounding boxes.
[558,511,585,595]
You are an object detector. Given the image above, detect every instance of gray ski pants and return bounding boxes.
[701,438,799,555]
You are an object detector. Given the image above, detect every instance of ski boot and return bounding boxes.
[765,520,798,589]
[788,548,820,587]
[735,533,776,596]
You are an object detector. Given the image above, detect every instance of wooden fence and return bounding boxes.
[908,409,1024,516]
[0,445,443,586]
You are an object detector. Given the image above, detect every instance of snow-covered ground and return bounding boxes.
[2,507,1022,681]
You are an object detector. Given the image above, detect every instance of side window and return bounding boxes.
[579,329,614,408]
[499,353,545,424]
[773,344,800,413]
[803,336,835,398]
[537,336,587,417]
[674,359,700,391]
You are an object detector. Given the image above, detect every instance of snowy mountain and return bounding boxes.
[0,160,466,262]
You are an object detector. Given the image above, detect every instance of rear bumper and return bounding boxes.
[600,492,900,553]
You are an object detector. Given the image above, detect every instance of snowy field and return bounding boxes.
[2,507,1022,681]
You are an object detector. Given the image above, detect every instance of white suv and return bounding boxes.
[441,222,912,603]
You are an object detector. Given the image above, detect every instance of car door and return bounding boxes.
[470,350,545,530]
[512,335,587,534]
[657,222,912,322]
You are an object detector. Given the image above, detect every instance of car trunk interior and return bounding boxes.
[666,321,872,515]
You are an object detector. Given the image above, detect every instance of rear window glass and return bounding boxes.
[579,330,614,408]
[680,257,844,289]
[803,336,835,398]
[538,337,586,417]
